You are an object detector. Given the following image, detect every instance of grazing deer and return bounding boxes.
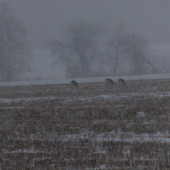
[118,78,126,85]
[71,80,78,88]
[105,78,115,86]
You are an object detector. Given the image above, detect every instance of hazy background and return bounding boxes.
[0,0,169,81]
[6,0,170,49]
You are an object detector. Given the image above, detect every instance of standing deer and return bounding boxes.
[71,80,78,88]
[118,78,126,85]
[105,78,115,86]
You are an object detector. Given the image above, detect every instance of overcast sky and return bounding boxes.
[6,0,170,49]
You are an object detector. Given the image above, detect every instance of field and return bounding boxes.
[1,79,170,169]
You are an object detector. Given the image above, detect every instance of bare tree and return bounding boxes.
[48,40,78,78]
[123,33,157,74]
[106,23,157,75]
[106,23,127,74]
[48,21,103,78]
[0,2,31,81]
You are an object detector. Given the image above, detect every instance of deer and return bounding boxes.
[105,78,115,86]
[71,80,78,88]
[118,78,126,85]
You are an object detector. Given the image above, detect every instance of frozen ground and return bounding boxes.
[2,71,170,87]
[1,78,170,169]
[1,44,170,169]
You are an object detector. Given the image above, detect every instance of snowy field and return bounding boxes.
[1,78,170,169]
[1,45,170,169]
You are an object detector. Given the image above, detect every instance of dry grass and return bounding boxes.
[1,79,170,169]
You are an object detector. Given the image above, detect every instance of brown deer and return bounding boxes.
[71,80,78,88]
[105,78,115,86]
[118,78,126,85]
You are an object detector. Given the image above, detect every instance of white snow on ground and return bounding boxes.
[2,44,170,155]
[1,90,170,145]
[9,128,170,146]
[1,72,170,87]
[58,130,170,144]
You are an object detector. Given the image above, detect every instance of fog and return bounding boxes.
[7,0,170,48]
[0,0,169,81]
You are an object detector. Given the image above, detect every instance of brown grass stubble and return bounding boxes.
[1,79,170,169]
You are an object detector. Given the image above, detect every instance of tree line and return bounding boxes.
[48,22,158,78]
[0,2,160,81]
[0,2,31,81]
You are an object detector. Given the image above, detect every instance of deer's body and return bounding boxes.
[105,78,115,86]
[71,80,78,88]
[118,78,126,85]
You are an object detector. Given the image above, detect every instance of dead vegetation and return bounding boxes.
[1,79,170,169]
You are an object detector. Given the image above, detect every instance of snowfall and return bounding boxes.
[1,44,170,169]
[1,44,170,86]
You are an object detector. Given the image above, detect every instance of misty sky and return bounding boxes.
[6,0,170,48]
